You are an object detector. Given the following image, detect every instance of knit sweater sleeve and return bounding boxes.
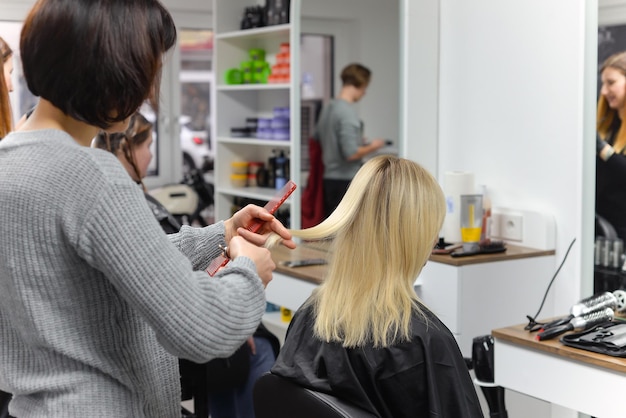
[75,180,266,363]
[167,221,226,271]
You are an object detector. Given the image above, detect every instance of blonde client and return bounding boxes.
[268,155,484,417]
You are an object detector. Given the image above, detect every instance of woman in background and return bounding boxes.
[93,112,182,233]
[0,1,294,417]
[95,113,279,418]
[269,155,483,417]
[596,51,626,240]
[0,36,13,139]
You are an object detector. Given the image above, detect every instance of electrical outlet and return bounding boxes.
[490,207,555,249]
[501,214,523,241]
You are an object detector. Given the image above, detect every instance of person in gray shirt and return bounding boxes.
[0,1,294,417]
[314,63,386,218]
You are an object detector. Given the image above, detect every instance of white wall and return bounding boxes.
[1,1,33,20]
[400,0,440,176]
[599,0,626,24]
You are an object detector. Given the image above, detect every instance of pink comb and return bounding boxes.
[206,180,297,276]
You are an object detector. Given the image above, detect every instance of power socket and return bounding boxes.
[490,207,555,250]
[491,213,523,242]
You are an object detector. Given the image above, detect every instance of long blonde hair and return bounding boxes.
[598,51,626,152]
[282,156,445,348]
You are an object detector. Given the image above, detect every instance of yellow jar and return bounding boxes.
[231,161,249,174]
[230,174,248,187]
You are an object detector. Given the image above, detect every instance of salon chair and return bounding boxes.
[253,373,379,418]
[0,390,11,418]
[470,335,508,418]
[180,359,208,418]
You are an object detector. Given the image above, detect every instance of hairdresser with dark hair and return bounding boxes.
[0,1,294,417]
[596,51,626,241]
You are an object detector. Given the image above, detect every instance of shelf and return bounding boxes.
[217,137,291,146]
[213,0,301,229]
[217,186,293,203]
[216,24,290,41]
[180,70,214,83]
[216,83,290,91]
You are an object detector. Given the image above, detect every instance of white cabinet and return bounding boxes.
[212,0,301,227]
[415,248,556,358]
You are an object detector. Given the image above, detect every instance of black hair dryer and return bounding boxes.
[471,335,508,418]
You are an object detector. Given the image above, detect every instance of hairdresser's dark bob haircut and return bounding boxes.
[20,0,176,129]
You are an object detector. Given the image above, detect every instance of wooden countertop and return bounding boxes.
[492,322,626,374]
[429,244,555,266]
[271,242,554,282]
[271,243,330,285]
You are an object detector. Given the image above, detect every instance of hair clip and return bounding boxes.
[218,244,231,260]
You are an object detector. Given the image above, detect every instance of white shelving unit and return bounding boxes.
[212,0,301,228]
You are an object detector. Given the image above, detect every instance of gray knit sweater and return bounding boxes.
[0,130,266,417]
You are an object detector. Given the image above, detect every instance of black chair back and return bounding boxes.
[0,390,11,418]
[253,373,379,418]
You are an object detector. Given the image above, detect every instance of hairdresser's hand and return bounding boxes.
[227,236,275,287]
[225,204,296,249]
[349,138,387,161]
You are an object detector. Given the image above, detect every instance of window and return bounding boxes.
[179,29,213,177]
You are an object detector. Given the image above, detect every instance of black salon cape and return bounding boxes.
[271,300,484,418]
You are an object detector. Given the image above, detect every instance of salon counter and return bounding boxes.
[428,244,554,266]
[266,242,555,358]
[270,241,555,280]
[269,242,329,285]
[493,322,626,417]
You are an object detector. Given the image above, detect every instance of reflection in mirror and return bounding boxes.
[594,23,626,293]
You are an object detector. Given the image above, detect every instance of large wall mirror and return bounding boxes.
[595,19,626,293]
